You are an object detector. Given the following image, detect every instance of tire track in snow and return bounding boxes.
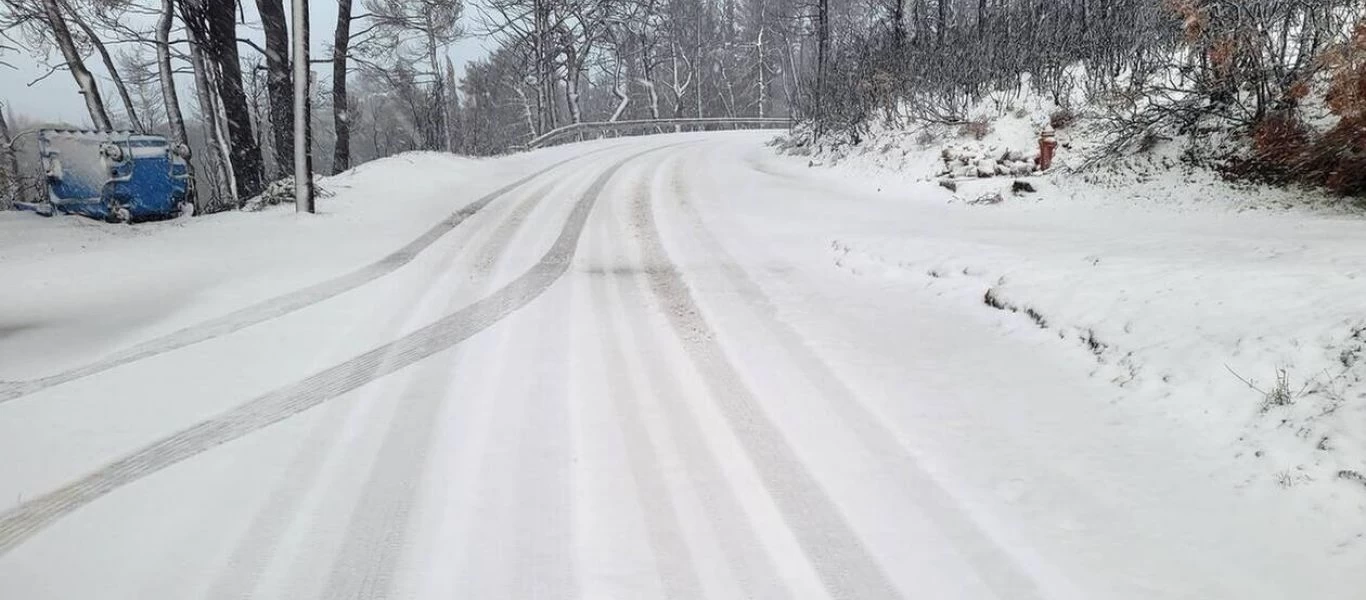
[0,146,673,558]
[205,176,571,600]
[584,204,705,600]
[0,149,616,405]
[669,150,1049,599]
[507,279,578,599]
[319,175,576,600]
[614,279,796,600]
[628,159,905,600]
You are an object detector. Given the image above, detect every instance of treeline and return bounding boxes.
[806,0,1366,195]
[0,0,812,212]
[461,0,807,154]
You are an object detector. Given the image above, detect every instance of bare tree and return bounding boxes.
[294,0,312,212]
[365,0,464,151]
[182,0,264,198]
[58,1,143,132]
[181,0,236,205]
[0,100,20,208]
[38,0,112,129]
[153,0,196,203]
[331,0,353,172]
[256,0,293,176]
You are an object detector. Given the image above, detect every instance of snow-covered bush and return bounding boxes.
[243,177,334,212]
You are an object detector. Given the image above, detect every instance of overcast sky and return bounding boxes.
[0,1,493,126]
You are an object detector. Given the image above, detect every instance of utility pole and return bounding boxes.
[293,0,314,213]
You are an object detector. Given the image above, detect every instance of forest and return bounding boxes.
[1,0,1364,213]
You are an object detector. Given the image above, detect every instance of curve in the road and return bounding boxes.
[0,144,680,558]
[0,146,619,405]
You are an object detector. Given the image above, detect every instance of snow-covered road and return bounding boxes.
[1,132,1362,599]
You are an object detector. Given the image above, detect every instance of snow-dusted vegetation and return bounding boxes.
[769,0,1366,506]
[791,0,1366,199]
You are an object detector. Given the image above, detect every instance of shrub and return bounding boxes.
[959,119,992,140]
[1310,20,1366,196]
[1306,119,1366,196]
[1261,368,1295,411]
[1049,107,1079,130]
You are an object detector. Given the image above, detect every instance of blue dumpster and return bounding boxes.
[17,129,193,223]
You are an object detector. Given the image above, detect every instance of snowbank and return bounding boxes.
[771,90,1366,502]
[0,145,606,380]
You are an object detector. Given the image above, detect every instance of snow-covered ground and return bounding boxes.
[780,92,1366,503]
[1,130,1363,599]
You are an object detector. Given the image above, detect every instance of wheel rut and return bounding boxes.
[0,148,617,405]
[627,162,905,600]
[0,145,676,558]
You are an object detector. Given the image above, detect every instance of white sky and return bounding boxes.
[0,1,494,125]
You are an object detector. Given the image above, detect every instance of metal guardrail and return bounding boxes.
[525,117,792,149]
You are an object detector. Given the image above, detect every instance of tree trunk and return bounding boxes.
[422,15,450,151]
[445,57,462,151]
[513,84,537,138]
[977,0,987,38]
[66,4,144,132]
[156,0,195,203]
[892,0,905,47]
[756,28,765,117]
[564,43,582,124]
[610,56,629,122]
[332,0,352,173]
[816,0,829,123]
[937,0,948,46]
[40,0,112,130]
[0,102,20,209]
[256,0,294,177]
[637,32,661,120]
[202,0,265,198]
[293,0,313,213]
[533,0,547,134]
[183,4,235,205]
[695,11,704,117]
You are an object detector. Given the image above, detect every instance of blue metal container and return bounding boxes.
[18,129,192,222]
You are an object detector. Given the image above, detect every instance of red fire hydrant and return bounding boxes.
[1037,127,1058,171]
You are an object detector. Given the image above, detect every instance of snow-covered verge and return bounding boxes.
[0,142,619,380]
[770,102,1366,505]
[776,82,1364,215]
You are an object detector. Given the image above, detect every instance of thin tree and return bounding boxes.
[63,2,144,132]
[39,0,112,129]
[293,0,313,212]
[256,0,294,176]
[184,0,265,198]
[331,0,353,172]
[155,0,194,203]
[181,1,236,205]
[0,100,20,208]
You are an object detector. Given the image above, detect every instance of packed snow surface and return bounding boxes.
[0,131,1363,599]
